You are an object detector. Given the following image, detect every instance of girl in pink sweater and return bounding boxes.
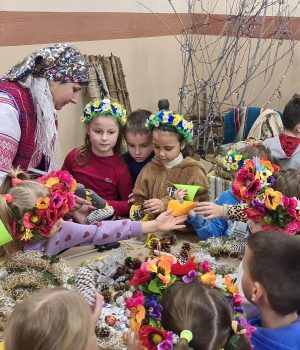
[0,169,186,258]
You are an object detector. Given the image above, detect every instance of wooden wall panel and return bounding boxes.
[1,12,300,46]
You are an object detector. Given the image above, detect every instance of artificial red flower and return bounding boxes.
[244,208,264,220]
[139,325,169,350]
[50,192,64,209]
[22,212,37,229]
[171,258,198,275]
[130,269,152,286]
[243,179,261,200]
[232,183,243,200]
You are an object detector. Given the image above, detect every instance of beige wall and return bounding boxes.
[1,0,300,165]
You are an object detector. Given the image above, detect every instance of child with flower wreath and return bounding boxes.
[125,254,252,350]
[62,98,132,217]
[242,230,300,349]
[132,110,208,218]
[182,142,275,240]
[0,168,187,259]
[194,158,300,320]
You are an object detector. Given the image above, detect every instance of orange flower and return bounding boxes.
[70,179,77,193]
[224,275,239,294]
[146,257,172,285]
[200,272,216,287]
[259,159,274,172]
[130,304,146,332]
[36,197,50,209]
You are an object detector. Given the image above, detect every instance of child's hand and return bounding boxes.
[143,198,164,215]
[174,189,186,200]
[193,201,225,219]
[73,196,96,211]
[128,192,135,204]
[155,210,187,231]
[71,204,94,224]
[127,330,142,350]
[91,292,103,328]
[188,209,196,217]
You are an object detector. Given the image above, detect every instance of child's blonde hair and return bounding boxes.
[4,288,94,350]
[0,168,48,265]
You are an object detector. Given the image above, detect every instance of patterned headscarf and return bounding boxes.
[1,44,88,170]
[2,43,88,83]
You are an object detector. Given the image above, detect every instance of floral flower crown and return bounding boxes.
[80,98,127,126]
[145,110,193,144]
[223,149,248,172]
[9,170,77,242]
[126,254,254,349]
[233,156,300,234]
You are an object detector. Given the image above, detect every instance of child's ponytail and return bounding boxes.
[0,167,30,194]
[224,321,251,350]
[174,330,194,350]
[174,339,190,350]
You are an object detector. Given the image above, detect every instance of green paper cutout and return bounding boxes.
[0,219,13,246]
[174,184,205,201]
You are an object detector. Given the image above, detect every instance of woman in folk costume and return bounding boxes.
[0,43,88,184]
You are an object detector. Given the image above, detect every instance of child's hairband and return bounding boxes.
[12,178,22,187]
[180,330,193,342]
[80,98,127,126]
[146,110,194,144]
[4,194,13,204]
[232,320,246,335]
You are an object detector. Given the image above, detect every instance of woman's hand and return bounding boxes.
[143,198,165,215]
[193,201,225,219]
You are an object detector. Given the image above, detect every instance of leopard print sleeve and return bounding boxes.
[226,203,248,222]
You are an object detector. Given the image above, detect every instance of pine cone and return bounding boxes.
[75,267,96,306]
[101,289,112,303]
[96,325,110,338]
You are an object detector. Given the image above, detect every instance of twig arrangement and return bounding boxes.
[137,0,300,153]
[177,0,300,153]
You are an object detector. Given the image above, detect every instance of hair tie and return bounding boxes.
[4,194,13,204]
[180,330,193,343]
[232,320,246,335]
[12,178,22,187]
